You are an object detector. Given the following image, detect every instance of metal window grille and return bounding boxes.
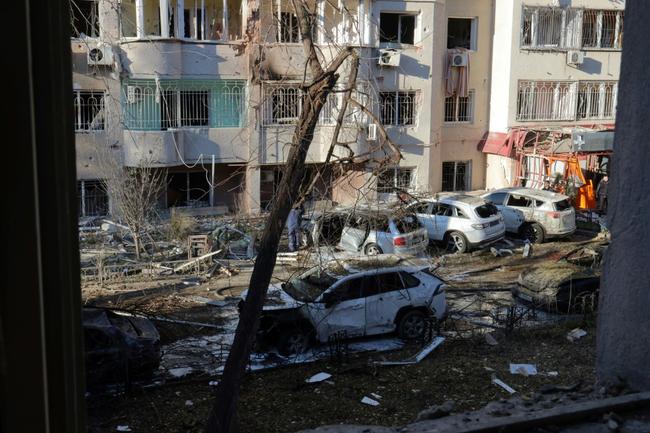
[444,90,474,123]
[379,91,417,126]
[77,180,108,217]
[277,11,300,42]
[577,82,618,120]
[123,79,245,130]
[523,7,623,50]
[442,161,470,192]
[377,167,414,193]
[262,84,343,127]
[71,0,99,38]
[516,81,578,121]
[73,90,105,132]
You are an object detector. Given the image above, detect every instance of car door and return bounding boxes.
[363,272,407,335]
[409,202,435,240]
[312,277,366,342]
[505,194,535,227]
[338,215,369,252]
[432,203,453,240]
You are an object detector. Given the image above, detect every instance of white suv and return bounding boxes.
[407,194,508,253]
[481,188,576,243]
[239,257,447,356]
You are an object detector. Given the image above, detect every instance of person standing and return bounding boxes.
[287,203,304,252]
[597,175,609,214]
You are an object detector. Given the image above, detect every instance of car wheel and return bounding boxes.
[278,328,311,356]
[364,243,383,256]
[397,310,428,340]
[445,231,468,254]
[521,222,545,244]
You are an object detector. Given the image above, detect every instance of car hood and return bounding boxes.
[240,284,304,311]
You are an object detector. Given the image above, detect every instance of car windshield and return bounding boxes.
[393,214,421,233]
[554,199,572,211]
[475,203,499,218]
[283,267,338,302]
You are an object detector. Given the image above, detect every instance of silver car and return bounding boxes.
[303,208,429,256]
[481,188,576,243]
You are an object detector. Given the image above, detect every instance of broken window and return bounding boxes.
[379,12,416,45]
[380,91,417,126]
[377,167,414,194]
[74,90,105,132]
[516,81,578,121]
[124,79,245,130]
[582,10,624,49]
[447,18,476,50]
[444,90,474,123]
[77,180,109,217]
[441,161,471,192]
[522,7,623,50]
[70,0,99,38]
[507,194,536,207]
[577,82,618,120]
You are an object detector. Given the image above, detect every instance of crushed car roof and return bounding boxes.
[419,194,487,206]
[321,255,432,277]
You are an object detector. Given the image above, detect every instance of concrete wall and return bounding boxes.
[440,0,493,191]
[597,0,650,391]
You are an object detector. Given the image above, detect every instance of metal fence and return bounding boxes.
[123,79,246,130]
[262,84,342,126]
[577,81,618,120]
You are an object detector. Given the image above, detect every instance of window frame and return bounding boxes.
[379,90,418,127]
[444,90,475,123]
[73,89,105,132]
[447,17,478,51]
[376,167,415,194]
[441,160,472,192]
[379,11,419,46]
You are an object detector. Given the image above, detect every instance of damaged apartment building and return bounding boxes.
[481,0,623,206]
[71,0,622,216]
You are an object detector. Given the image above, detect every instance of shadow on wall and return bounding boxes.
[579,58,603,75]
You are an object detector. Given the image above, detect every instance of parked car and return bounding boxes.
[481,188,576,243]
[238,256,448,355]
[83,308,161,385]
[301,208,429,256]
[406,194,508,253]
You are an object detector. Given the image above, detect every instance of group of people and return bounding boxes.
[542,175,609,215]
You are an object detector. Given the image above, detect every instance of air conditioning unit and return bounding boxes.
[451,52,468,67]
[378,48,401,67]
[367,123,378,141]
[87,42,114,66]
[567,50,585,65]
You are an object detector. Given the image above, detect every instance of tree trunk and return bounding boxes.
[205,66,348,433]
[133,232,141,260]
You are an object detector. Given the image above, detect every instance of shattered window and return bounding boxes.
[507,194,534,207]
[484,192,507,205]
[447,18,475,50]
[393,215,421,234]
[331,279,363,302]
[380,13,416,45]
[70,0,99,38]
[554,200,572,211]
[475,203,499,218]
[399,271,420,288]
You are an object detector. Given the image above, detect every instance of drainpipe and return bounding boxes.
[136,0,145,38]
[160,0,170,37]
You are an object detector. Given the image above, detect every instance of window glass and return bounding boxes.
[376,272,405,293]
[554,199,572,211]
[332,279,362,302]
[455,207,469,219]
[379,13,415,44]
[400,271,420,288]
[484,192,507,205]
[410,202,430,214]
[434,203,453,216]
[393,214,421,233]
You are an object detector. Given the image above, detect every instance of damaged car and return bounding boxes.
[239,256,447,356]
[83,308,161,385]
[301,208,429,256]
[407,194,507,253]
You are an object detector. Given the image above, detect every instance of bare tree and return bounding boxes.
[97,149,166,260]
[205,2,401,432]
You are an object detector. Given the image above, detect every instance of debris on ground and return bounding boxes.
[361,396,381,406]
[306,372,332,383]
[492,375,517,394]
[567,328,588,342]
[416,400,455,421]
[372,337,445,366]
[509,363,538,376]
